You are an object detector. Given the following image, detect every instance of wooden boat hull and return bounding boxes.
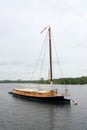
[9,92,70,104]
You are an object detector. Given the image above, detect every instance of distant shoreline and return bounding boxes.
[0,76,87,84]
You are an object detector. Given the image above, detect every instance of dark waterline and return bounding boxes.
[0,83,87,130]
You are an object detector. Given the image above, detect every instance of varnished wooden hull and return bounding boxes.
[9,92,70,104]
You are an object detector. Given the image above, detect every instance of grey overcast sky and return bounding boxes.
[0,0,87,80]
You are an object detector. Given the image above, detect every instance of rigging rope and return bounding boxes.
[38,34,48,82]
[51,32,67,88]
[30,28,67,90]
[30,31,48,81]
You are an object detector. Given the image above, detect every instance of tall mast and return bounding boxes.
[48,26,53,83]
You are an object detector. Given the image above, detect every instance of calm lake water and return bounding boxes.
[0,83,87,130]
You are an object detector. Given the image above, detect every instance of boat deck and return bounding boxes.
[12,88,69,97]
[13,88,57,97]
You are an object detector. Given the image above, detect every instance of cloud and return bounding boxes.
[0,0,87,79]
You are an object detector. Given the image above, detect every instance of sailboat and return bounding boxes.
[9,26,70,104]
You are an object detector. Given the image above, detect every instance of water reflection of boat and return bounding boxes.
[9,26,70,104]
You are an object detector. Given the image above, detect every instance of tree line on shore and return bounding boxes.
[0,76,87,84]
